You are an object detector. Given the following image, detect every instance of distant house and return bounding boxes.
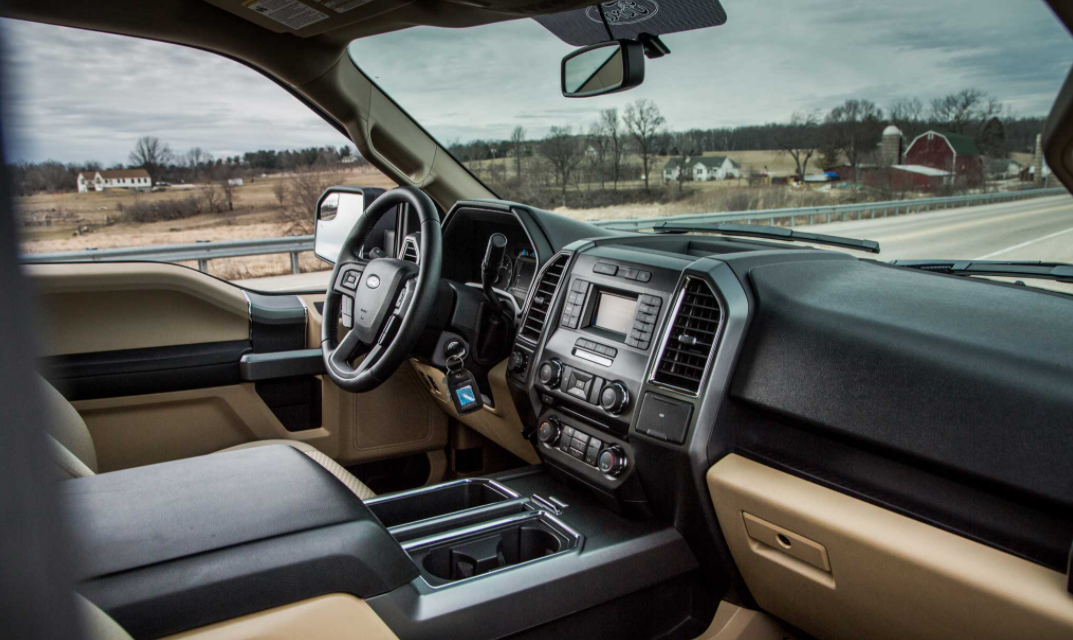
[903,130,983,186]
[985,158,1022,180]
[77,168,152,193]
[662,156,742,182]
[692,156,742,181]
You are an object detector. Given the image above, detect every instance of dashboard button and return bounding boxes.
[636,271,652,282]
[593,262,618,275]
[621,268,638,279]
[584,448,599,465]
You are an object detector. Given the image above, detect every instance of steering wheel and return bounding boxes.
[321,187,442,393]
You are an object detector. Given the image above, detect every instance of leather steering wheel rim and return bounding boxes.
[321,186,441,393]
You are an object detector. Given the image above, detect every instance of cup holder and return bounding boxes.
[406,515,577,585]
[366,479,517,529]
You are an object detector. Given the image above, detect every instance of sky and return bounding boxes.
[3,0,1072,165]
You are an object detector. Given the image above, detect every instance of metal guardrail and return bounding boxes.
[21,235,316,274]
[19,188,1068,272]
[590,187,1069,232]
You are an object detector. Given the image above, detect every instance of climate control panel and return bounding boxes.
[537,415,627,478]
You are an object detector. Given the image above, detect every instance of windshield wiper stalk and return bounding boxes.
[891,260,1073,284]
[650,222,881,254]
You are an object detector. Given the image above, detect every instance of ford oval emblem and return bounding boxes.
[367,275,381,289]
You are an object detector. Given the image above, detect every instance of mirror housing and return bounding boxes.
[561,39,645,98]
[314,186,385,265]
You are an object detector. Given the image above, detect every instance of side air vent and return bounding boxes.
[520,253,569,343]
[401,236,419,264]
[652,277,721,394]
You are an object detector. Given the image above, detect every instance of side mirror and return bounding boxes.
[314,186,369,264]
[561,39,645,98]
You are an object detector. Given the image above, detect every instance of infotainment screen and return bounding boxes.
[592,292,638,335]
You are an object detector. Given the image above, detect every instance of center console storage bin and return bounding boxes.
[366,478,519,528]
[62,444,417,640]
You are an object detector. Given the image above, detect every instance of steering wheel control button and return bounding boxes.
[593,262,618,275]
[537,418,562,445]
[598,446,627,477]
[538,360,563,388]
[342,270,359,289]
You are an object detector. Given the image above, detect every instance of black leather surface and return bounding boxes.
[63,445,417,639]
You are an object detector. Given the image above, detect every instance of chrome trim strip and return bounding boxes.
[386,497,530,539]
[401,511,541,552]
[530,494,562,515]
[363,477,520,507]
[573,348,612,367]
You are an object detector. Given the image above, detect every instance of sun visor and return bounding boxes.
[534,0,727,47]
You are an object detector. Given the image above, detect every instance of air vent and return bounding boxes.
[401,237,419,264]
[652,277,721,394]
[520,253,569,343]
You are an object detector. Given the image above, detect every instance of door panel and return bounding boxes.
[30,263,447,472]
[708,454,1073,640]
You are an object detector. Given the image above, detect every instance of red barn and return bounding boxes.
[903,130,983,186]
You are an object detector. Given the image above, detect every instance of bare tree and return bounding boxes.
[623,99,665,192]
[129,136,173,180]
[279,167,343,234]
[185,147,213,181]
[930,88,1003,135]
[272,179,286,205]
[825,99,884,175]
[774,112,820,179]
[510,126,526,182]
[215,164,240,212]
[599,109,625,190]
[889,97,924,131]
[199,183,223,213]
[540,126,584,208]
[587,121,609,190]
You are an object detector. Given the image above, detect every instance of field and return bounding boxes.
[17,166,395,280]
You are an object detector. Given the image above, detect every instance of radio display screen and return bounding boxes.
[592,291,637,335]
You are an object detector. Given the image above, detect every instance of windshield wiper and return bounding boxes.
[650,222,881,254]
[890,260,1073,284]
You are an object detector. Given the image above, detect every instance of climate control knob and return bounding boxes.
[537,359,563,388]
[508,350,528,373]
[536,417,562,446]
[599,381,630,415]
[597,446,627,477]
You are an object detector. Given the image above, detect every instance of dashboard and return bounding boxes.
[429,198,1073,639]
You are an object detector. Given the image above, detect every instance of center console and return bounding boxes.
[508,244,703,516]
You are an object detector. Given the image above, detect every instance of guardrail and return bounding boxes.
[21,235,316,273]
[590,187,1069,232]
[19,188,1068,272]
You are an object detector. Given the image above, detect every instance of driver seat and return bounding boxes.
[39,376,376,500]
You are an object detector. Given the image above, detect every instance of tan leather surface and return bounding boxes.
[28,263,249,355]
[219,440,375,500]
[410,359,539,465]
[708,454,1073,640]
[39,374,97,473]
[162,594,398,640]
[76,593,134,640]
[692,601,795,640]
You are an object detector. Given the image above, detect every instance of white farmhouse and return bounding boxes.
[77,168,152,193]
[692,156,741,181]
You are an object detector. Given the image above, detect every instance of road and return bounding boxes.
[240,193,1073,292]
[803,194,1073,262]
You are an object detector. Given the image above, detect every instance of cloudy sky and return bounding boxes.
[3,0,1071,165]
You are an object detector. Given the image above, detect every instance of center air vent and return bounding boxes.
[401,236,419,264]
[520,253,569,343]
[652,277,721,394]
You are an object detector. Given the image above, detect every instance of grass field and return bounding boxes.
[17,166,396,280]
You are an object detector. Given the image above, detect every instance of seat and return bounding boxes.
[39,375,376,500]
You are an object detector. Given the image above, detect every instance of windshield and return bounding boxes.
[348,1,1073,270]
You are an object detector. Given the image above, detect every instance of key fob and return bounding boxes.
[446,367,483,415]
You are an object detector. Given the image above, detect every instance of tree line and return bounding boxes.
[8,137,365,196]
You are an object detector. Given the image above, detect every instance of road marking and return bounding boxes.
[975,224,1073,259]
[878,203,1073,243]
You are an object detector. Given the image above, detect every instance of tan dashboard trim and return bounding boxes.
[162,593,398,640]
[411,358,540,465]
[707,454,1073,640]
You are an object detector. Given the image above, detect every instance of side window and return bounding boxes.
[7,20,395,289]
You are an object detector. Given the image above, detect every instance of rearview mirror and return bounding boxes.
[561,40,645,98]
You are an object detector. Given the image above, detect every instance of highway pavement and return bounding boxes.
[239,193,1073,292]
